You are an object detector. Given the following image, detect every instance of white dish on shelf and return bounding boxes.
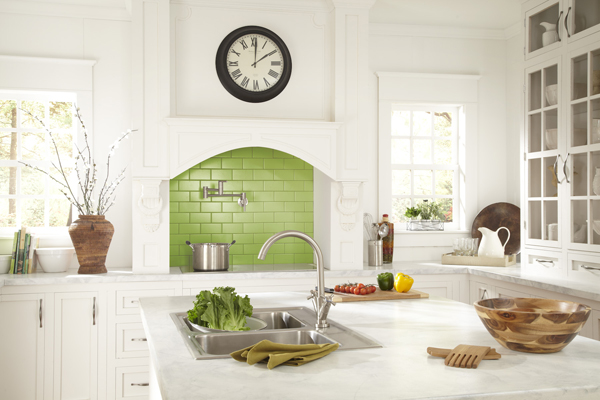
[36,247,75,273]
[545,84,558,106]
[545,128,558,149]
[0,255,11,274]
[593,221,600,236]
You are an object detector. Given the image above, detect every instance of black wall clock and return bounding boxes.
[215,26,292,103]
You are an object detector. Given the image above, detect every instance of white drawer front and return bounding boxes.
[523,249,564,278]
[116,289,176,315]
[116,366,149,400]
[116,322,148,359]
[567,253,600,285]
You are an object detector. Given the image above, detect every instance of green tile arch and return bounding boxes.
[170,147,314,267]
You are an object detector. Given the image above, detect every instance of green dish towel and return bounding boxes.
[230,339,339,369]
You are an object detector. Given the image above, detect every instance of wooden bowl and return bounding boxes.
[474,298,591,353]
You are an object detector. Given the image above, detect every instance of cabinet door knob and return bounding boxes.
[93,297,96,326]
[39,299,43,328]
[556,11,563,42]
[131,383,149,386]
[563,153,570,184]
[564,7,571,37]
[131,338,148,342]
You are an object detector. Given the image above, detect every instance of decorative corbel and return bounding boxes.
[137,179,163,232]
[336,182,361,231]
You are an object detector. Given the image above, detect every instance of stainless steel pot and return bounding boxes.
[186,240,236,271]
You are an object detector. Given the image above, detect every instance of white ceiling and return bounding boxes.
[370,0,522,30]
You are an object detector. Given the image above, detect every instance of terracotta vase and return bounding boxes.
[68,215,114,274]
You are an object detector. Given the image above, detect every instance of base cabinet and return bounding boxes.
[0,294,45,400]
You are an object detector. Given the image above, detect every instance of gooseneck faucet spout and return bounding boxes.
[258,230,334,329]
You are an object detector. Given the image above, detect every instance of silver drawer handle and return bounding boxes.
[581,265,600,271]
[39,299,43,328]
[130,300,139,304]
[131,338,147,341]
[481,289,488,300]
[131,383,149,386]
[535,258,555,267]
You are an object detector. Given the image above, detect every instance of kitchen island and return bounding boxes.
[140,292,600,400]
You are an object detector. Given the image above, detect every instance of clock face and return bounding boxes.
[226,34,284,93]
[216,26,292,103]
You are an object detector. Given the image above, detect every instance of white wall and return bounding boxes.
[365,31,511,260]
[0,12,132,268]
[505,32,523,207]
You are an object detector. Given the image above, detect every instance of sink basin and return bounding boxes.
[171,306,382,360]
[196,330,335,355]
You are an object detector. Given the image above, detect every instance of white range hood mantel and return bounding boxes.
[166,117,343,181]
[130,0,374,274]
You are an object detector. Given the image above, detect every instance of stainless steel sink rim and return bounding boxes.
[170,306,382,360]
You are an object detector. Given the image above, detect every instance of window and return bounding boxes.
[390,105,458,226]
[0,91,76,229]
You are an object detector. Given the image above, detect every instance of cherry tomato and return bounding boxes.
[334,285,340,292]
[369,286,376,294]
[360,288,367,295]
[357,283,365,289]
[345,286,352,293]
[351,287,358,295]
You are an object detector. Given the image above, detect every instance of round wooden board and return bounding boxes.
[471,202,521,255]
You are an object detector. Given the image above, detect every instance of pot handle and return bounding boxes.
[228,240,236,250]
[185,241,194,251]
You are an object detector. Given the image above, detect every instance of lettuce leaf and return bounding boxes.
[187,287,253,331]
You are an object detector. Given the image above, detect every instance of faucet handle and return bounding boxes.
[325,294,336,306]
[307,290,317,300]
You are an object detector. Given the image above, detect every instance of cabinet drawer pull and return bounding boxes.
[130,299,139,304]
[93,297,96,326]
[563,153,570,184]
[581,264,600,271]
[556,11,563,42]
[131,338,147,342]
[553,155,562,185]
[39,299,43,328]
[131,383,149,387]
[535,258,555,267]
[480,289,488,300]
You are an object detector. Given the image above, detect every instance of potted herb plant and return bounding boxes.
[405,200,445,231]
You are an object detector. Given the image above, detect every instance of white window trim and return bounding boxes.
[0,55,96,236]
[377,72,480,234]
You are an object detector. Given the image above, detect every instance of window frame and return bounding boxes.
[389,104,460,230]
[0,55,95,237]
[377,72,480,235]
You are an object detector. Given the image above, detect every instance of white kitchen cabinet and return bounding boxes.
[53,291,103,400]
[0,294,46,400]
[469,280,494,304]
[522,0,600,279]
[494,285,532,299]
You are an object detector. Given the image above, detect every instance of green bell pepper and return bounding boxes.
[377,272,394,291]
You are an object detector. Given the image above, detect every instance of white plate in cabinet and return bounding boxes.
[116,289,177,316]
[116,365,149,400]
[523,249,565,278]
[116,322,148,359]
[567,253,600,285]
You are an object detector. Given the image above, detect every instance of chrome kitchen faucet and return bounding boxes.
[258,230,335,329]
[202,180,248,211]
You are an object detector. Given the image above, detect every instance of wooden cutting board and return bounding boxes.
[332,288,429,302]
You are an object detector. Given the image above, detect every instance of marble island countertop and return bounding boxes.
[2,261,600,303]
[140,292,600,400]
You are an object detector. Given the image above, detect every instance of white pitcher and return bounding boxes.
[478,227,510,258]
[540,22,559,47]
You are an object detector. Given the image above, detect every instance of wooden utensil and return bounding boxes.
[444,344,491,369]
[427,347,501,360]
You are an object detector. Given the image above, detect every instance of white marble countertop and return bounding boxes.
[2,261,600,303]
[140,292,600,400]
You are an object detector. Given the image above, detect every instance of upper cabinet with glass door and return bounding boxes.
[566,41,600,250]
[526,0,565,60]
[525,59,562,248]
[564,0,600,44]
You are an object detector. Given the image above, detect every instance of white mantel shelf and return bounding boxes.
[3,263,600,303]
[140,292,600,400]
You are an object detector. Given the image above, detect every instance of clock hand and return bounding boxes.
[254,38,257,68]
[251,50,277,67]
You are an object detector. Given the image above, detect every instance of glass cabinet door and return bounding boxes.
[525,59,562,247]
[525,0,565,60]
[565,0,600,42]
[566,43,600,249]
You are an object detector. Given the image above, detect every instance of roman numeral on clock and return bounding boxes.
[253,80,259,90]
[241,76,249,88]
[271,61,281,66]
[240,40,248,50]
[251,37,257,47]
[228,61,238,67]
[231,69,242,80]
[268,69,279,79]
[230,49,240,57]
[263,78,271,88]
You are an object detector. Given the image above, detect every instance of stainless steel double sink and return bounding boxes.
[170,307,382,360]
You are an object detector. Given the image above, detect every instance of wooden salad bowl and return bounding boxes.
[474,297,591,353]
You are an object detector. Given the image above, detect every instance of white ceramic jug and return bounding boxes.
[478,227,510,258]
[540,22,559,47]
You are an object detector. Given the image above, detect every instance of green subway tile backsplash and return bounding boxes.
[170,147,314,267]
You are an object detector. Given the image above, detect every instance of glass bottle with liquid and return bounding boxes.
[379,214,394,264]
